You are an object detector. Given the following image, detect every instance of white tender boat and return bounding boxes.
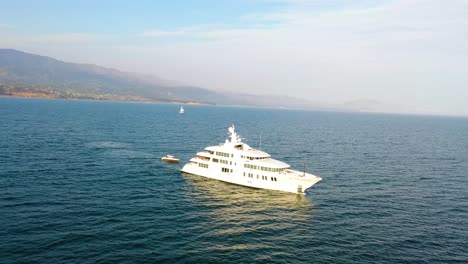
[161,155,180,163]
[181,125,321,194]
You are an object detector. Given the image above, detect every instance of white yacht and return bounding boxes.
[181,125,321,194]
[179,106,184,114]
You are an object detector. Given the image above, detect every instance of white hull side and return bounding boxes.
[181,163,321,194]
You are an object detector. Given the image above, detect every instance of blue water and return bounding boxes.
[1,97,467,263]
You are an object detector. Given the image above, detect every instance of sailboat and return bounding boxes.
[179,106,184,114]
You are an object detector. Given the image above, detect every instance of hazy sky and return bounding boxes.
[1,0,467,115]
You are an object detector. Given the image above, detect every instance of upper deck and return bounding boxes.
[205,143,270,158]
[192,125,291,170]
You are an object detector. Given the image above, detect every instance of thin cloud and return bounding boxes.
[141,30,186,37]
[32,33,99,43]
[132,0,468,115]
[141,22,277,40]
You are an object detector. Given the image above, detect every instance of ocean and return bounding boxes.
[1,97,467,263]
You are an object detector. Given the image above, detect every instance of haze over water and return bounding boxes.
[1,98,467,263]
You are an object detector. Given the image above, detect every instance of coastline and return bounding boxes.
[2,94,467,119]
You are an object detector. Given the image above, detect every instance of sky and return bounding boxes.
[1,0,467,116]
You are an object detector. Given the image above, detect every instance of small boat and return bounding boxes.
[161,155,180,163]
[179,106,184,114]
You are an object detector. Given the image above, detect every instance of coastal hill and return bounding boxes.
[0,49,319,108]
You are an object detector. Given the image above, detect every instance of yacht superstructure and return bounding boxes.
[181,125,321,194]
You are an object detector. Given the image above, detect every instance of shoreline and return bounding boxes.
[2,94,466,119]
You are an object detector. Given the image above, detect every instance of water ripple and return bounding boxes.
[1,98,467,263]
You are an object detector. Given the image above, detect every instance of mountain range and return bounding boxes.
[0,48,407,113]
[0,49,326,108]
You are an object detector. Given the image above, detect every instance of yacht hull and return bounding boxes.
[181,163,321,194]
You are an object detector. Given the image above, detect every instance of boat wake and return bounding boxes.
[85,141,131,149]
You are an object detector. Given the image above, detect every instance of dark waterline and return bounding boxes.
[1,97,467,263]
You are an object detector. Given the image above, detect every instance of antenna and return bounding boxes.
[303,161,306,176]
[259,132,262,150]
